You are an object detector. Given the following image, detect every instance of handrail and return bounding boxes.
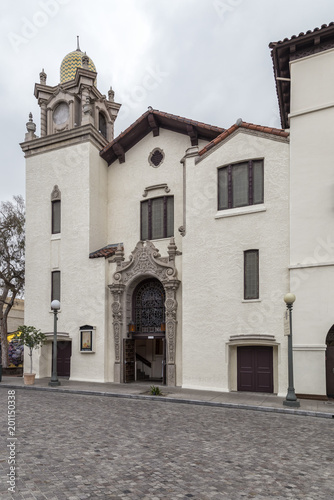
[136,352,151,368]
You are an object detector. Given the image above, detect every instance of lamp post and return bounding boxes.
[49,300,61,387]
[283,293,300,407]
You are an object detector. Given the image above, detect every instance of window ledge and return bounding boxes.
[215,204,266,219]
[146,237,173,243]
[51,234,61,241]
[242,299,261,303]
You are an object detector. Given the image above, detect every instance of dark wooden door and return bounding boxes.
[237,346,273,393]
[326,346,334,397]
[56,341,71,377]
[123,339,135,383]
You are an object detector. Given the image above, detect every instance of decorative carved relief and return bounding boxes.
[178,225,186,237]
[142,183,170,198]
[51,185,61,201]
[108,283,125,363]
[108,239,180,386]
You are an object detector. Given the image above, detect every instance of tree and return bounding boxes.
[15,326,46,374]
[0,195,25,368]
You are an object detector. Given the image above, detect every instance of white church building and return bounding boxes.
[21,23,334,399]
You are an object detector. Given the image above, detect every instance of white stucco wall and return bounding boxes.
[182,131,290,394]
[106,129,204,386]
[289,49,334,395]
[25,140,109,381]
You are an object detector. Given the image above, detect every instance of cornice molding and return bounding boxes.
[20,124,108,157]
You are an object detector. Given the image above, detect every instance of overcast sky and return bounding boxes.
[1,0,334,202]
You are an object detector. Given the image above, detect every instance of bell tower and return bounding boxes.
[20,43,120,381]
[32,40,120,142]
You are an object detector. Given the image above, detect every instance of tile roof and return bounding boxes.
[100,108,224,165]
[269,22,334,129]
[89,244,121,259]
[269,22,334,47]
[198,121,289,156]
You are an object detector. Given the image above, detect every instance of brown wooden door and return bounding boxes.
[237,346,273,393]
[326,346,334,397]
[55,341,71,377]
[123,339,135,383]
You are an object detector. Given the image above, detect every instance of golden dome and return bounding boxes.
[60,47,96,84]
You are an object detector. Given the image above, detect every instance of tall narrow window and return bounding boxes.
[51,185,61,234]
[218,160,264,210]
[244,250,259,300]
[52,200,61,234]
[141,196,174,240]
[99,112,107,139]
[51,271,61,302]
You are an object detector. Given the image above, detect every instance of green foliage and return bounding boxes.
[15,325,46,350]
[15,325,46,374]
[150,385,162,396]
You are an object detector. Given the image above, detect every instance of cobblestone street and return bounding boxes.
[0,389,333,499]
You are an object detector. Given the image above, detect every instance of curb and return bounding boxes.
[1,383,333,419]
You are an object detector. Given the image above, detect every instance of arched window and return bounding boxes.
[134,279,165,334]
[99,112,107,139]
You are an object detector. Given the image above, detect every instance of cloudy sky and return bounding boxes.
[1,0,334,202]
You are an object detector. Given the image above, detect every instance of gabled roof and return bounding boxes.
[100,108,224,165]
[198,120,289,157]
[269,22,334,129]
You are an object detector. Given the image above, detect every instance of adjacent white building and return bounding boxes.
[21,23,334,398]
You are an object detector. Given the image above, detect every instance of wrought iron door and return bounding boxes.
[134,279,165,334]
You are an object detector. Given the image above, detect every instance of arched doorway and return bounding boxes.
[124,278,166,384]
[109,240,180,386]
[326,325,334,398]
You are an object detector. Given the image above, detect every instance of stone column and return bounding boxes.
[40,101,47,137]
[109,282,125,383]
[164,280,180,386]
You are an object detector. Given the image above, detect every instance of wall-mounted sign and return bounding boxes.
[79,325,95,352]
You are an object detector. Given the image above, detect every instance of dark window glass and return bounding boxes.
[52,200,61,234]
[141,196,174,240]
[51,271,61,302]
[244,250,259,300]
[218,160,264,210]
[99,113,107,139]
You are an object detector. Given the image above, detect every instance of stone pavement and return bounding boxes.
[0,376,334,419]
[0,382,333,500]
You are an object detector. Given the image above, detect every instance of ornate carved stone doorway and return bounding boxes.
[109,239,181,386]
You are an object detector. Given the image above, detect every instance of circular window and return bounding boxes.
[53,102,69,125]
[149,148,164,168]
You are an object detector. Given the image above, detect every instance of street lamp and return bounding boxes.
[283,293,300,407]
[49,300,61,387]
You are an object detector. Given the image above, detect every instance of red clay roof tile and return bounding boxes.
[198,121,289,156]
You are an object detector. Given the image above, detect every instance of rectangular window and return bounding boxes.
[52,200,61,234]
[51,271,61,302]
[218,160,264,210]
[141,196,174,240]
[244,250,259,300]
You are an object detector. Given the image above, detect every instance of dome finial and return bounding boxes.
[76,36,81,51]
